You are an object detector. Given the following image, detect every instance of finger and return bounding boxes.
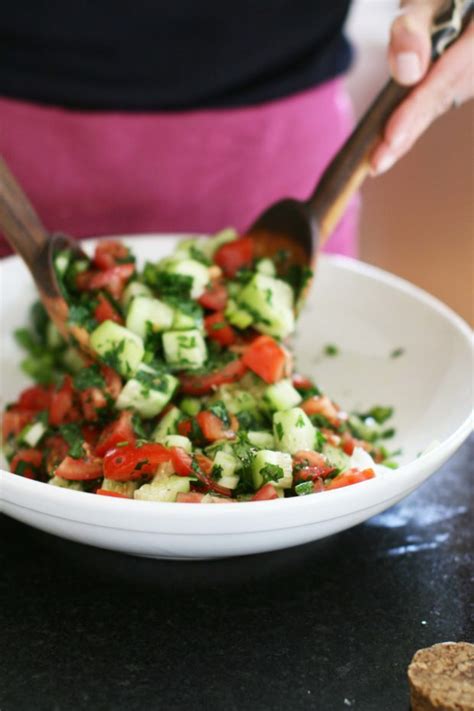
[372,22,474,174]
[389,1,443,85]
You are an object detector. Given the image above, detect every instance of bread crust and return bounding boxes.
[408,642,474,711]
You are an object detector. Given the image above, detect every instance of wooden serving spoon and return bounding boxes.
[246,0,473,269]
[0,1,470,353]
[0,158,94,355]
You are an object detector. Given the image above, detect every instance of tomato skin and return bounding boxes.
[93,241,130,270]
[252,483,279,501]
[179,358,247,395]
[196,411,238,442]
[214,236,254,277]
[77,263,135,300]
[103,443,171,481]
[292,374,314,391]
[95,411,136,457]
[176,492,205,503]
[44,435,70,471]
[301,395,341,426]
[94,293,123,325]
[49,376,74,427]
[55,455,103,481]
[198,282,228,311]
[96,488,129,499]
[79,387,108,422]
[101,365,122,400]
[204,312,237,347]
[2,408,36,441]
[10,449,43,479]
[170,447,194,476]
[242,335,287,384]
[292,450,335,483]
[18,386,53,412]
[326,468,375,490]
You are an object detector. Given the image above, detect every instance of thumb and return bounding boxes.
[389,1,440,85]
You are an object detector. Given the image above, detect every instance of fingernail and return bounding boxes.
[376,153,396,175]
[391,131,407,150]
[395,52,422,84]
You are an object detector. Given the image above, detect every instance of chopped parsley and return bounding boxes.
[295,481,314,496]
[323,344,339,357]
[295,414,306,428]
[209,401,231,427]
[358,406,394,426]
[59,423,86,460]
[67,304,97,333]
[73,365,106,391]
[260,463,284,484]
[275,422,284,441]
[390,348,405,359]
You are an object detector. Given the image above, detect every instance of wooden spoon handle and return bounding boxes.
[0,156,50,268]
[310,0,473,245]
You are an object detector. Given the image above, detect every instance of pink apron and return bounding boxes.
[0,78,358,258]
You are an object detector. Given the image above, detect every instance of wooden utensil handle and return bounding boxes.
[0,156,49,268]
[310,0,473,245]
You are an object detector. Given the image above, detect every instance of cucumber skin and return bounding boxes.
[264,379,302,412]
[152,407,182,442]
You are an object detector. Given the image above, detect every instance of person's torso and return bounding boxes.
[0,0,352,110]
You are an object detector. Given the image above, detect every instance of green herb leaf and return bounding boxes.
[323,344,339,357]
[73,365,106,391]
[260,463,284,484]
[295,481,314,496]
[59,423,86,460]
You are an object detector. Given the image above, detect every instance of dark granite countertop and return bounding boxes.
[1,436,472,711]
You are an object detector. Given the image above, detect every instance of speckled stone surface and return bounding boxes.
[1,436,472,711]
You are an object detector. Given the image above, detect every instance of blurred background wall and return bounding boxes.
[346,0,473,325]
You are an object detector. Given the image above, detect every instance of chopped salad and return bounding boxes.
[2,230,398,503]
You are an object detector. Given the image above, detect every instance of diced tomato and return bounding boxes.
[170,447,194,476]
[177,419,194,439]
[301,395,341,426]
[293,451,327,467]
[94,293,123,325]
[18,385,53,412]
[292,450,335,483]
[198,281,228,311]
[179,358,247,395]
[10,449,43,479]
[56,454,103,481]
[326,468,375,490]
[252,483,279,501]
[191,453,233,497]
[292,374,314,391]
[2,408,35,441]
[77,263,135,300]
[79,387,108,421]
[103,443,171,481]
[93,241,130,270]
[49,376,74,427]
[95,411,136,457]
[214,236,254,277]
[81,424,101,449]
[96,488,129,499]
[341,431,371,456]
[313,478,325,493]
[194,453,214,476]
[196,411,238,442]
[101,365,122,400]
[176,492,205,503]
[204,312,237,347]
[242,335,287,384]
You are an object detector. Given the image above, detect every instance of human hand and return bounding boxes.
[371,0,474,175]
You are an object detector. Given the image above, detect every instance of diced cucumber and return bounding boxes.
[122,281,152,308]
[61,347,86,373]
[152,406,182,442]
[164,434,192,452]
[54,250,71,277]
[225,299,254,329]
[256,258,276,277]
[126,296,174,339]
[219,475,240,490]
[90,320,144,377]
[264,379,302,412]
[237,273,295,338]
[46,321,64,349]
[173,238,208,263]
[251,449,293,490]
[162,329,207,370]
[172,308,203,331]
[216,386,258,415]
[248,431,275,449]
[116,364,178,418]
[134,475,191,502]
[180,397,201,416]
[323,443,351,472]
[18,421,47,448]
[48,475,83,491]
[213,450,238,477]
[273,408,316,454]
[201,227,238,258]
[205,441,236,458]
[163,258,210,298]
[101,478,139,498]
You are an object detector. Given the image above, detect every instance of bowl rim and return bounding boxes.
[1,237,473,525]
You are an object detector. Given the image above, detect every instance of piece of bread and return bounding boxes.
[408,642,474,711]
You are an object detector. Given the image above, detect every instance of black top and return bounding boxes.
[1,436,472,711]
[0,0,352,110]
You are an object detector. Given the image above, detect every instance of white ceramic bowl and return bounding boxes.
[1,236,472,559]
